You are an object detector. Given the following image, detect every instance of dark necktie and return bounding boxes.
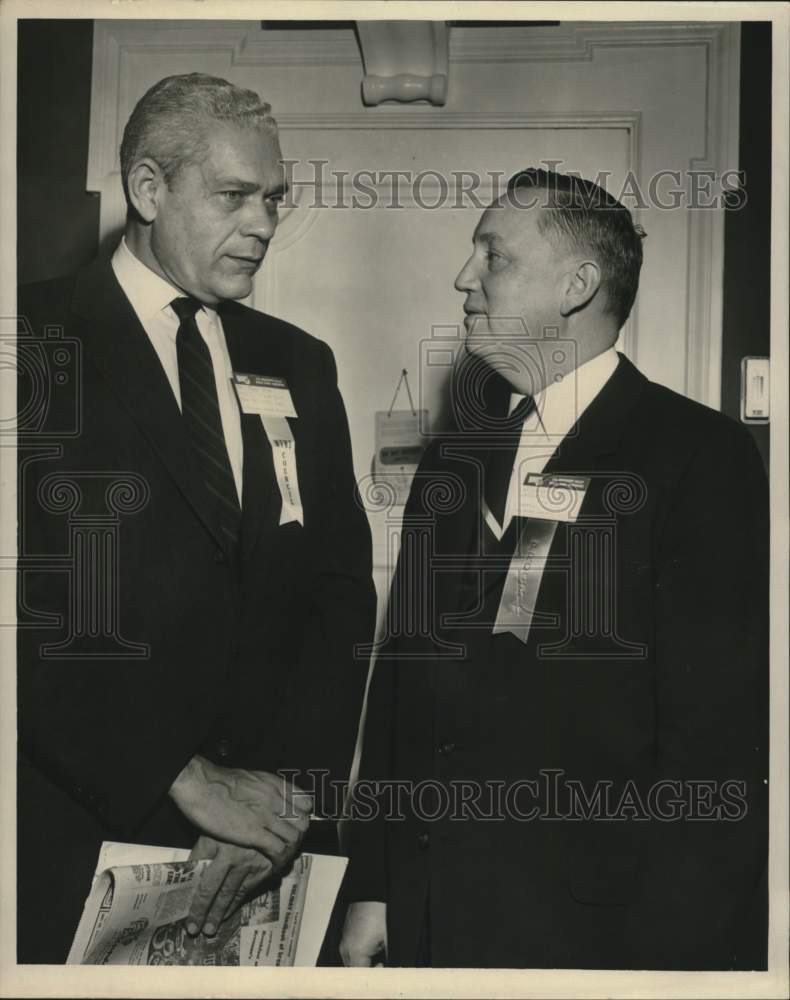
[172,296,240,546]
[483,394,536,527]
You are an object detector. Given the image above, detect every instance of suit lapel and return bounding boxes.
[71,257,233,554]
[540,353,648,479]
[457,353,649,613]
[220,301,279,558]
[433,438,492,620]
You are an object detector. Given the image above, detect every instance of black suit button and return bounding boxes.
[438,741,456,756]
[214,550,226,564]
[417,832,430,850]
[216,738,232,760]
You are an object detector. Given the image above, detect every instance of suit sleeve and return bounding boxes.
[16,283,229,835]
[342,439,443,902]
[341,660,393,902]
[275,341,377,815]
[624,421,769,968]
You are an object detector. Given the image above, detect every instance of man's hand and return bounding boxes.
[169,755,312,868]
[186,836,273,938]
[340,901,387,967]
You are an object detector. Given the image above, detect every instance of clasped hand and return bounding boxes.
[169,755,313,935]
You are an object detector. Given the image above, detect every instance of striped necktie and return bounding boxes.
[172,296,240,547]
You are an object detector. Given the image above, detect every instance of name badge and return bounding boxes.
[233,373,303,526]
[518,473,590,523]
[233,373,297,419]
[260,416,303,526]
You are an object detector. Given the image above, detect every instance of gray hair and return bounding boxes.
[120,73,278,209]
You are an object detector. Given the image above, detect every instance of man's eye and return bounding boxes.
[486,251,504,267]
[220,191,244,204]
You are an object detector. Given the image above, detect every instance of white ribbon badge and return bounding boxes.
[492,518,558,644]
[260,416,303,526]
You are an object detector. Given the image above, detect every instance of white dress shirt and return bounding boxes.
[485,347,620,540]
[111,238,243,503]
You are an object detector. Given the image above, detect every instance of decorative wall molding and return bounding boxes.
[94,21,741,69]
[447,21,742,63]
[274,109,642,131]
[683,22,740,409]
[275,111,641,209]
[236,27,358,66]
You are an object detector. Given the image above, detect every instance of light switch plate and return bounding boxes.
[740,356,770,424]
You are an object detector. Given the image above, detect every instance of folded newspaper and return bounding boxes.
[67,841,346,966]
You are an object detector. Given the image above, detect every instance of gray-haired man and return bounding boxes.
[18,73,375,962]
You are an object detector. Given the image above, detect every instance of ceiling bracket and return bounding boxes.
[356,21,449,106]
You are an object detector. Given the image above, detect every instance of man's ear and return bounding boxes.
[560,260,601,317]
[126,158,165,224]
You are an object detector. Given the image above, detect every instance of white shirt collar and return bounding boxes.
[508,347,619,440]
[484,346,619,539]
[111,237,217,323]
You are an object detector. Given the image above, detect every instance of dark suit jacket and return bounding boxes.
[17,257,376,962]
[346,353,768,970]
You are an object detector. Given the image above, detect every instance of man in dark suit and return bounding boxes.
[17,72,376,963]
[340,168,768,970]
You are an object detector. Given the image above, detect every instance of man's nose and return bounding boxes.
[241,199,279,242]
[454,256,478,293]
